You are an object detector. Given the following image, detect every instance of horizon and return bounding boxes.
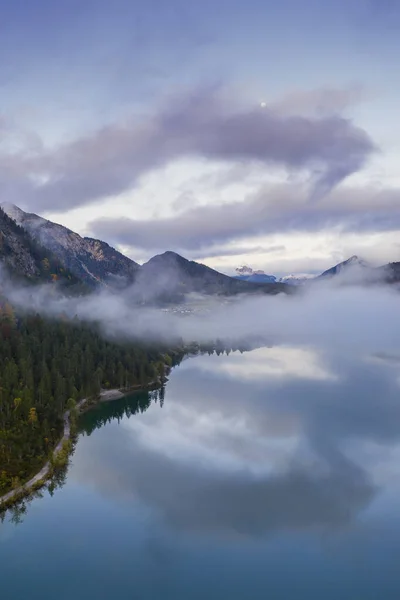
[1,0,400,274]
[1,200,388,280]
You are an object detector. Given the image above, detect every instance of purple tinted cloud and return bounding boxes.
[0,84,375,212]
[89,184,400,252]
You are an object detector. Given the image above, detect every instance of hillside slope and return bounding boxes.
[133,251,288,302]
[0,206,83,289]
[317,255,371,279]
[1,203,140,288]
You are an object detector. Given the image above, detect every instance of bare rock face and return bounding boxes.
[0,211,39,278]
[1,203,140,289]
[0,206,83,288]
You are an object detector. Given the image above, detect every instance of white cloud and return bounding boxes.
[198,346,338,382]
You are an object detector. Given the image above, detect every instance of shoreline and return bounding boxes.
[0,377,165,511]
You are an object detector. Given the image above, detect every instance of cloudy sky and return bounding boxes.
[1,0,400,275]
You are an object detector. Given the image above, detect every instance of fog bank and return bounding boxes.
[1,266,400,354]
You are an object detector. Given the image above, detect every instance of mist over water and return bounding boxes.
[2,263,400,357]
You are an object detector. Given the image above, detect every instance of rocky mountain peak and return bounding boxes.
[1,203,140,289]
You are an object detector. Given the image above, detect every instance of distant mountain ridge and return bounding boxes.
[278,274,315,285]
[234,265,314,286]
[2,204,289,301]
[235,255,400,287]
[235,265,277,283]
[317,255,371,279]
[134,252,288,303]
[5,202,400,301]
[1,203,140,289]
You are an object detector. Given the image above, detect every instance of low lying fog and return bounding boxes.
[1,265,400,355]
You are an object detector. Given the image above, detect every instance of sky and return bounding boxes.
[1,0,400,276]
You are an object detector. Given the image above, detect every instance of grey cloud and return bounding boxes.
[0,84,375,212]
[173,352,400,446]
[71,335,400,538]
[4,263,400,356]
[187,244,286,261]
[89,183,400,252]
[72,349,384,536]
[123,447,374,536]
[75,411,375,537]
[269,84,368,118]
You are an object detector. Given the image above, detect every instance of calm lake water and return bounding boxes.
[2,345,400,599]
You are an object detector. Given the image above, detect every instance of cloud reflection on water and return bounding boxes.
[71,345,400,538]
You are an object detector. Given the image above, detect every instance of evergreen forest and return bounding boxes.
[0,302,183,495]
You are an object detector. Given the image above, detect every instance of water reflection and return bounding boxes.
[0,464,69,527]
[73,345,400,537]
[2,345,400,599]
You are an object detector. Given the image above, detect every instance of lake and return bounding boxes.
[1,345,400,599]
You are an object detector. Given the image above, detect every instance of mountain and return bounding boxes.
[133,251,288,303]
[1,203,140,289]
[236,265,254,276]
[4,202,399,301]
[278,274,315,286]
[317,255,370,279]
[1,204,289,300]
[234,265,317,286]
[234,266,277,283]
[234,257,380,287]
[236,273,277,283]
[313,255,400,286]
[0,206,83,289]
[377,262,400,284]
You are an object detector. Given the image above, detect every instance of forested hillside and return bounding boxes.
[0,304,183,495]
[1,203,140,288]
[0,207,86,292]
